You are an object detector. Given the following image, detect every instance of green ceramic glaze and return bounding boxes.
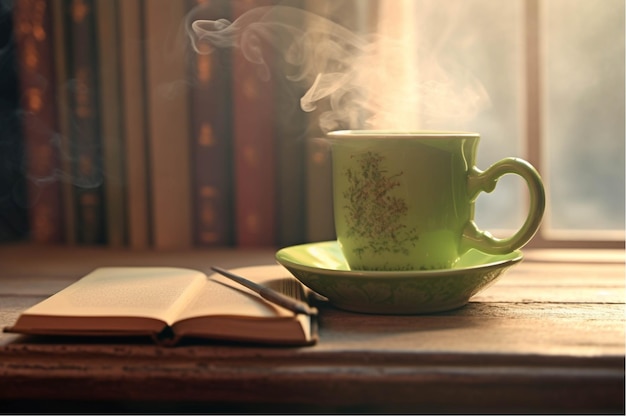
[325,130,545,271]
[275,241,523,314]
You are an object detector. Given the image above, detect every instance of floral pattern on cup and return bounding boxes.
[343,151,419,260]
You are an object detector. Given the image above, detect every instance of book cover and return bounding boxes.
[4,265,317,346]
[188,0,234,247]
[302,1,337,244]
[66,0,106,245]
[273,0,308,247]
[305,133,335,243]
[231,0,277,247]
[144,0,193,249]
[0,2,28,242]
[50,0,76,245]
[13,0,65,244]
[119,0,150,249]
[96,0,126,248]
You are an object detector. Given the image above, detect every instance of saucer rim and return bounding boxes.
[275,240,523,279]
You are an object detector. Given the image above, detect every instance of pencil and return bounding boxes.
[210,266,318,316]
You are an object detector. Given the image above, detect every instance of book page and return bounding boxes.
[176,265,303,321]
[23,267,207,324]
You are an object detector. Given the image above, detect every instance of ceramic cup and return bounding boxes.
[325,130,545,271]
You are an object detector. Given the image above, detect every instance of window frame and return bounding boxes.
[523,0,624,250]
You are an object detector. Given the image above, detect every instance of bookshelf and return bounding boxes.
[8,0,381,249]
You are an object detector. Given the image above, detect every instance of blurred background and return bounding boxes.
[0,0,624,250]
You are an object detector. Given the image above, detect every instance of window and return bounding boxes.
[540,0,624,244]
[367,0,625,248]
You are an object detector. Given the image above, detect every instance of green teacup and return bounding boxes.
[326,130,545,271]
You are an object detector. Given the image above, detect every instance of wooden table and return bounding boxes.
[0,244,624,413]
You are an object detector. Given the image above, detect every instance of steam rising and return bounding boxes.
[187,3,490,132]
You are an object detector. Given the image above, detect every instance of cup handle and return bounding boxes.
[462,157,546,254]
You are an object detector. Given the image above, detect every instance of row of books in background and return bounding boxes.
[10,0,375,249]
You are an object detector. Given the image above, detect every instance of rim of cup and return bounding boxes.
[326,130,481,140]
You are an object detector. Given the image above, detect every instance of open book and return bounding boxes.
[4,265,317,346]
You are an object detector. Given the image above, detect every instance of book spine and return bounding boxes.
[303,0,336,243]
[0,3,28,242]
[96,0,126,248]
[305,135,335,243]
[144,0,193,249]
[274,0,308,247]
[119,0,150,249]
[232,0,277,247]
[66,0,106,245]
[13,0,65,244]
[188,0,234,247]
[50,0,76,245]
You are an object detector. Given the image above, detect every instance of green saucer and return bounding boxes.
[275,241,523,314]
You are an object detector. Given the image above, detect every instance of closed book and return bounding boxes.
[13,0,65,244]
[50,0,76,245]
[302,1,336,243]
[231,0,277,247]
[66,0,106,245]
[144,0,193,249]
[274,0,308,247]
[0,2,28,242]
[119,0,150,249]
[188,0,234,247]
[5,265,317,346]
[96,0,126,248]
[305,134,335,243]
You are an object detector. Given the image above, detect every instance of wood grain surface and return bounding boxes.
[0,245,623,413]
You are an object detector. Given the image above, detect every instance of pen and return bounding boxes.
[210,266,318,316]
